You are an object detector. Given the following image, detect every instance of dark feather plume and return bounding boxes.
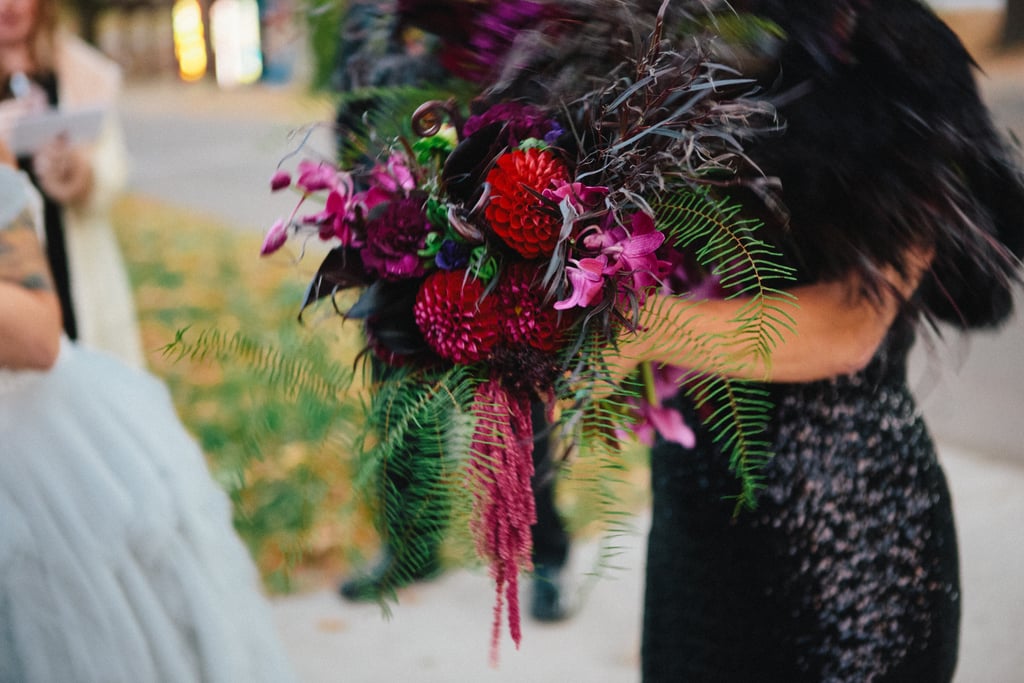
[726,0,1024,328]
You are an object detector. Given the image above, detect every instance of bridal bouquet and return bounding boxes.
[262,0,792,657]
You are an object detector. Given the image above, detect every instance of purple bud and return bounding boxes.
[436,239,470,270]
[260,219,288,256]
[270,170,292,192]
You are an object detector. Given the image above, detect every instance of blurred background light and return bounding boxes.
[210,0,264,88]
[171,0,208,81]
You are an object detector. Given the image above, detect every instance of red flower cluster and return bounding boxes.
[496,262,562,352]
[413,269,502,363]
[485,148,568,258]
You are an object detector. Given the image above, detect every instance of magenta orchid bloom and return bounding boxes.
[583,212,665,272]
[617,363,696,448]
[264,163,361,254]
[555,211,673,311]
[543,180,608,214]
[611,212,666,272]
[260,218,288,256]
[321,188,361,245]
[632,402,697,448]
[295,160,340,193]
[297,173,361,245]
[579,211,671,304]
[643,365,696,447]
[370,153,416,194]
[355,154,418,212]
[357,186,395,213]
[554,255,610,310]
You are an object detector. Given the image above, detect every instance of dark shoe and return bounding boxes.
[338,548,442,602]
[530,563,570,622]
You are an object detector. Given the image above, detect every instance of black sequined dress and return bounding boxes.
[641,315,961,682]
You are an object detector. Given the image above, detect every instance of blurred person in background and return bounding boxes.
[0,0,143,367]
[0,140,296,682]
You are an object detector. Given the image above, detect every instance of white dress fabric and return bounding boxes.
[0,341,295,683]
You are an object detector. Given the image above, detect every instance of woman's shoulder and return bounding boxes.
[54,32,123,108]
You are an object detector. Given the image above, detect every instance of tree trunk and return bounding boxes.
[1003,0,1024,48]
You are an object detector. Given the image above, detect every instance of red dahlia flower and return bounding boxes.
[414,270,502,363]
[485,148,569,258]
[497,262,563,352]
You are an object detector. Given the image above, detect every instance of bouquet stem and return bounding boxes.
[640,360,657,406]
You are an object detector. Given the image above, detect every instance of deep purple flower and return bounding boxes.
[543,121,565,146]
[400,0,563,93]
[463,102,560,148]
[467,0,552,82]
[436,239,470,270]
[361,196,433,280]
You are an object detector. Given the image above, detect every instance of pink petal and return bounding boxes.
[260,219,288,256]
[296,161,338,193]
[620,231,665,258]
[553,279,586,310]
[554,257,607,310]
[359,186,392,211]
[645,404,696,448]
[630,210,656,234]
[325,188,350,216]
[269,170,291,191]
[371,153,416,193]
[543,181,608,213]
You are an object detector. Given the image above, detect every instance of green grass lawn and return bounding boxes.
[113,194,650,592]
[114,194,378,591]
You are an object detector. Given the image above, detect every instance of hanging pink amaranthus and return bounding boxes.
[468,379,537,664]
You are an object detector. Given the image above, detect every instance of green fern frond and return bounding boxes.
[162,326,353,403]
[655,187,797,372]
[635,188,799,509]
[160,325,367,590]
[552,331,648,575]
[353,364,481,592]
[681,372,774,511]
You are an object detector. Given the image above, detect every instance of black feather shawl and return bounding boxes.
[732,0,1024,329]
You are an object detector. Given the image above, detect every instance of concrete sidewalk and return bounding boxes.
[268,443,1024,683]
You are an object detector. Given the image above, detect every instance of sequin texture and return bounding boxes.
[642,319,960,682]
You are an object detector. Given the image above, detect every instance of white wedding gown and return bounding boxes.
[0,341,295,683]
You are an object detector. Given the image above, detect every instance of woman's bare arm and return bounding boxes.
[0,203,62,369]
[612,250,932,384]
